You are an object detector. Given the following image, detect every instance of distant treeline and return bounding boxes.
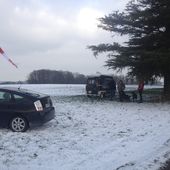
[0,81,23,85]
[27,69,87,84]
[0,69,162,85]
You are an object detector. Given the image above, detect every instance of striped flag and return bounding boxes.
[0,47,18,68]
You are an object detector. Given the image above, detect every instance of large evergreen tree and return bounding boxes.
[89,0,170,98]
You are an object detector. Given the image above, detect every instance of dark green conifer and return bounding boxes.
[89,0,170,98]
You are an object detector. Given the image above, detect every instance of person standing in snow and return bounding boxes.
[138,80,144,103]
[117,80,125,102]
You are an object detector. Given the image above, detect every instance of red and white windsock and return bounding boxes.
[0,47,18,68]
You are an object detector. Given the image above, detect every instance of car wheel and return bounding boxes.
[10,116,28,132]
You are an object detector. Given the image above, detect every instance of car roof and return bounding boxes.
[0,87,21,92]
[0,87,47,98]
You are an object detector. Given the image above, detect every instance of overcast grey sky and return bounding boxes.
[0,0,129,81]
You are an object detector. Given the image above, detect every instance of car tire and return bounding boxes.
[9,116,29,132]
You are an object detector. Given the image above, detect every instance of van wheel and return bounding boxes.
[9,116,28,132]
[100,93,105,99]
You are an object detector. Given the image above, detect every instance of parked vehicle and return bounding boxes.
[86,75,116,98]
[0,87,55,132]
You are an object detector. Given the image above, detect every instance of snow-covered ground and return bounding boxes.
[0,84,170,170]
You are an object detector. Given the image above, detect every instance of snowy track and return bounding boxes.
[0,84,170,170]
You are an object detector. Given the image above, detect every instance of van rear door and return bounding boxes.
[86,78,98,95]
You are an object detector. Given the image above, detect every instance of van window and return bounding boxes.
[102,78,113,85]
[88,79,96,85]
[13,94,31,103]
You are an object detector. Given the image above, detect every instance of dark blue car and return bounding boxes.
[0,87,55,132]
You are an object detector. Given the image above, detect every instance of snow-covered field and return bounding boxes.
[0,84,170,170]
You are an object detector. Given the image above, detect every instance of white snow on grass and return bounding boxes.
[0,84,169,170]
[0,84,86,96]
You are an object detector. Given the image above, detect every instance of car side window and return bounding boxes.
[13,94,31,104]
[13,94,25,102]
[0,91,12,103]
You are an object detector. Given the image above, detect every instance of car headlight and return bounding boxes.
[34,100,43,111]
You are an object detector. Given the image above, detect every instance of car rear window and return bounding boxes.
[13,94,24,101]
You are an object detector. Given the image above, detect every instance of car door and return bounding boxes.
[0,91,14,126]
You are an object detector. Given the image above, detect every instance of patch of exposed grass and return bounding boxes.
[125,88,164,102]
[143,88,163,95]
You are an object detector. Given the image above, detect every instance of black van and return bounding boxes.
[86,75,116,98]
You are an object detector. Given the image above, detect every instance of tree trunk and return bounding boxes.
[164,73,170,100]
